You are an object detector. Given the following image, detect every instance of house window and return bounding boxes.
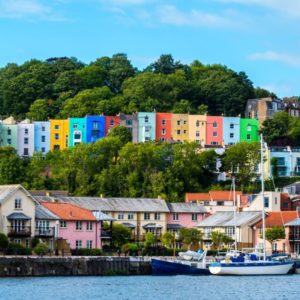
[196,121,200,127]
[54,145,60,151]
[23,148,29,156]
[247,125,251,131]
[161,138,166,142]
[109,119,114,126]
[7,129,11,135]
[93,121,99,129]
[204,201,210,206]
[25,128,28,134]
[230,123,234,129]
[154,213,160,220]
[183,130,187,134]
[24,137,28,145]
[196,131,200,137]
[73,124,78,129]
[211,141,218,145]
[144,212,150,220]
[15,198,22,209]
[54,133,59,140]
[162,119,166,125]
[177,120,181,126]
[213,132,217,137]
[145,137,150,141]
[264,197,269,208]
[177,130,181,135]
[247,134,251,140]
[173,213,179,221]
[42,147,46,153]
[275,197,278,205]
[74,133,81,140]
[60,221,67,228]
[225,226,235,237]
[42,126,45,132]
[230,133,234,138]
[76,240,82,249]
[54,125,59,130]
[86,222,93,231]
[192,213,198,221]
[162,129,166,135]
[144,116,149,123]
[41,136,46,143]
[7,139,11,145]
[128,212,134,220]
[213,122,217,128]
[145,126,150,132]
[86,240,93,249]
[66,135,69,147]
[118,212,124,220]
[76,221,82,230]
[183,120,187,125]
[217,201,224,206]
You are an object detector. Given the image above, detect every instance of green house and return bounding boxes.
[240,118,259,143]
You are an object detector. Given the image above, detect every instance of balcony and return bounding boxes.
[7,226,31,237]
[100,230,112,239]
[35,227,55,238]
[270,147,288,152]
[289,234,300,241]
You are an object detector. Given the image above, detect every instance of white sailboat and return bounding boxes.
[209,134,294,275]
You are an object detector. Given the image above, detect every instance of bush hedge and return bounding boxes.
[7,243,31,255]
[72,248,102,256]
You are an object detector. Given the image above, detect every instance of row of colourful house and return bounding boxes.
[0,113,259,156]
[2,184,300,255]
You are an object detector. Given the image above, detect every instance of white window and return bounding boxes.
[76,240,82,249]
[60,221,67,228]
[15,198,22,209]
[177,120,181,126]
[76,221,82,230]
[54,125,59,130]
[225,226,235,237]
[230,123,234,129]
[93,121,99,129]
[24,137,28,144]
[177,130,181,135]
[145,126,150,132]
[110,119,114,126]
[162,119,166,125]
[41,136,46,142]
[54,133,59,140]
[42,126,45,132]
[192,213,198,221]
[213,122,217,128]
[118,212,124,220]
[183,120,187,125]
[86,221,93,231]
[211,141,218,145]
[196,121,200,127]
[230,133,234,138]
[144,212,150,220]
[213,132,217,137]
[247,125,251,132]
[128,212,134,220]
[196,131,200,137]
[162,129,166,135]
[154,213,160,220]
[25,128,29,134]
[173,213,179,221]
[86,240,93,249]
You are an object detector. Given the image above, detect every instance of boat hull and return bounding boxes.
[151,258,210,275]
[209,261,294,276]
[294,261,300,274]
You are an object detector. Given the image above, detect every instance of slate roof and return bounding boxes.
[36,196,169,213]
[93,211,115,221]
[7,212,31,220]
[167,202,206,213]
[196,211,262,227]
[35,205,59,220]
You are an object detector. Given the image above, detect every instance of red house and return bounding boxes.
[156,112,172,142]
[105,116,120,136]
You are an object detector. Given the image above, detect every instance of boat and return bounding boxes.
[151,250,210,275]
[209,134,294,275]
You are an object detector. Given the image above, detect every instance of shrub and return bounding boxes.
[0,233,9,252]
[121,243,139,255]
[34,243,49,256]
[31,237,40,249]
[75,248,102,256]
[7,243,31,255]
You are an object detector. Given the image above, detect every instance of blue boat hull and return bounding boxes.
[151,258,210,275]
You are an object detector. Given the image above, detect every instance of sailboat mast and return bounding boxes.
[233,176,238,253]
[260,133,266,261]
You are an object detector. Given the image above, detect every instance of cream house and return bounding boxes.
[0,185,38,247]
[244,191,281,212]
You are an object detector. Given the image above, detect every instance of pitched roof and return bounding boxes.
[35,205,59,220]
[0,184,37,205]
[42,202,96,221]
[186,191,244,202]
[36,196,169,212]
[255,211,298,228]
[285,218,300,227]
[167,202,206,213]
[196,211,261,227]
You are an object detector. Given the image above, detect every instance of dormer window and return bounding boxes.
[15,198,22,209]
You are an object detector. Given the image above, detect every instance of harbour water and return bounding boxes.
[0,275,300,300]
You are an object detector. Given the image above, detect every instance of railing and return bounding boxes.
[7,226,31,237]
[100,230,112,239]
[34,227,55,238]
[270,147,288,152]
[289,234,300,241]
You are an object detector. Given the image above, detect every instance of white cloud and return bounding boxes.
[248,51,300,67]
[156,5,236,28]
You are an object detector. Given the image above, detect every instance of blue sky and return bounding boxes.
[1,0,300,97]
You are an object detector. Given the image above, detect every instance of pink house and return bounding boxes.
[205,116,223,146]
[42,202,101,250]
[166,203,208,233]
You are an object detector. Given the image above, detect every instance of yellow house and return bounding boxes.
[172,114,189,143]
[50,119,69,151]
[188,115,207,146]
[0,185,37,247]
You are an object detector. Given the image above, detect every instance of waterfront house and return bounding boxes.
[119,113,138,143]
[0,116,18,150]
[138,112,156,142]
[205,116,223,146]
[196,211,262,250]
[34,121,50,155]
[69,117,87,147]
[41,202,101,250]
[0,185,38,248]
[252,211,298,254]
[185,191,248,213]
[244,191,282,212]
[239,118,259,143]
[85,115,105,143]
[284,217,300,255]
[171,113,189,143]
[222,117,240,146]
[188,115,207,146]
[156,112,172,142]
[50,119,69,151]
[105,115,120,136]
[17,119,35,157]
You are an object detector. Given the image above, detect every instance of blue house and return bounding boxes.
[137,112,156,142]
[34,121,50,155]
[222,117,240,146]
[269,147,291,177]
[86,116,105,143]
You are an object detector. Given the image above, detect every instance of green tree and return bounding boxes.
[146,54,186,74]
[27,99,50,121]
[110,223,132,250]
[161,232,174,248]
[210,231,228,251]
[144,232,156,248]
[107,126,132,145]
[263,226,286,252]
[179,228,203,250]
[34,243,49,256]
[0,233,8,252]
[271,157,279,182]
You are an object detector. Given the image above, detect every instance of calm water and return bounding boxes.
[0,275,299,300]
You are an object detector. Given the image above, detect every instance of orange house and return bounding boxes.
[156,112,172,142]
